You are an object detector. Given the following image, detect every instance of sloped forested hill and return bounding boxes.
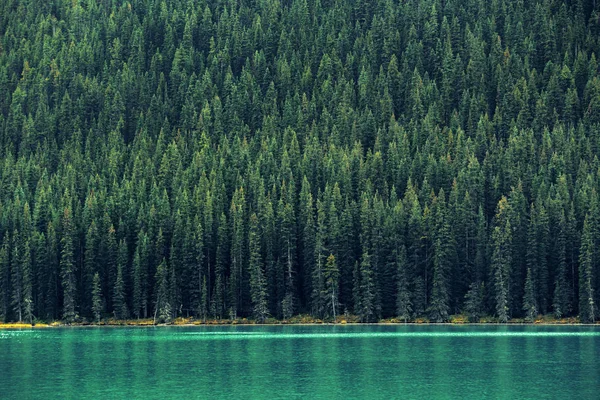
[0,0,600,324]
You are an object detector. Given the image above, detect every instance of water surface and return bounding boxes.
[1,325,599,399]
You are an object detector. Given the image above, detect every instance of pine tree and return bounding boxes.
[22,240,33,324]
[199,276,208,322]
[427,190,453,322]
[0,239,9,322]
[300,177,316,310]
[359,251,376,322]
[412,276,427,318]
[553,214,570,318]
[113,239,128,320]
[229,188,246,319]
[324,254,339,320]
[249,214,268,323]
[83,221,99,318]
[214,213,228,319]
[395,246,412,322]
[11,235,23,322]
[132,232,148,319]
[491,197,512,323]
[279,184,297,320]
[61,206,77,324]
[523,268,537,322]
[578,216,595,323]
[92,272,103,322]
[464,281,485,322]
[154,258,172,324]
[312,197,327,317]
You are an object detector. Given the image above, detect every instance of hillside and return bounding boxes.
[0,0,600,324]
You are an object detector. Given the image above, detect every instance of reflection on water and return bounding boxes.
[0,325,599,399]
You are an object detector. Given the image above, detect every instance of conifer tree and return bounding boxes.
[324,254,339,320]
[359,251,376,322]
[491,197,512,323]
[61,206,77,324]
[113,239,128,320]
[249,214,268,323]
[395,246,412,323]
[83,222,99,318]
[132,232,149,319]
[0,239,9,322]
[464,281,485,322]
[11,235,23,322]
[22,240,33,324]
[578,216,596,323]
[312,197,327,317]
[154,258,172,324]
[523,268,537,322]
[229,188,246,319]
[428,190,453,322]
[553,214,570,318]
[199,276,208,322]
[92,272,103,322]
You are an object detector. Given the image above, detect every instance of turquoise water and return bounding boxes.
[1,325,599,399]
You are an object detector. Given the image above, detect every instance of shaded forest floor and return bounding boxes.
[1,315,595,328]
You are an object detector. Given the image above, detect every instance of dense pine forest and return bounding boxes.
[0,0,600,325]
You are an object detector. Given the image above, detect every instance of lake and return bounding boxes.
[1,325,599,399]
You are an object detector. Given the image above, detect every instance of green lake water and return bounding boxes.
[1,325,599,399]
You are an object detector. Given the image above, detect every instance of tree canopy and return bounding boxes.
[0,0,599,323]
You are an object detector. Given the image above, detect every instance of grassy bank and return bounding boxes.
[1,314,594,328]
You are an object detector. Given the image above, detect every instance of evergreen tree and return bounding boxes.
[11,235,23,322]
[249,214,268,323]
[154,258,172,324]
[92,272,103,322]
[491,197,512,323]
[578,216,596,323]
[113,239,128,320]
[359,251,376,322]
[0,239,9,322]
[22,240,33,324]
[61,206,77,324]
[427,191,453,322]
[324,254,340,320]
[312,197,327,317]
[199,276,208,322]
[132,232,149,319]
[553,214,570,318]
[523,268,537,322]
[395,246,412,322]
[464,282,485,323]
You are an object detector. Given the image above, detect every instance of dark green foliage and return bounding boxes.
[61,206,77,324]
[492,198,512,323]
[553,215,571,319]
[427,190,454,323]
[249,214,268,323]
[92,272,103,323]
[113,240,128,320]
[578,216,596,323]
[523,268,538,322]
[324,254,340,320]
[0,0,598,324]
[358,251,376,323]
[0,239,9,322]
[395,246,412,322]
[154,259,172,324]
[464,282,485,323]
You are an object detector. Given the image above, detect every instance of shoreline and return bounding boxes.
[1,319,599,329]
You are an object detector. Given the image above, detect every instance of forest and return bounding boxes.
[0,0,600,324]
